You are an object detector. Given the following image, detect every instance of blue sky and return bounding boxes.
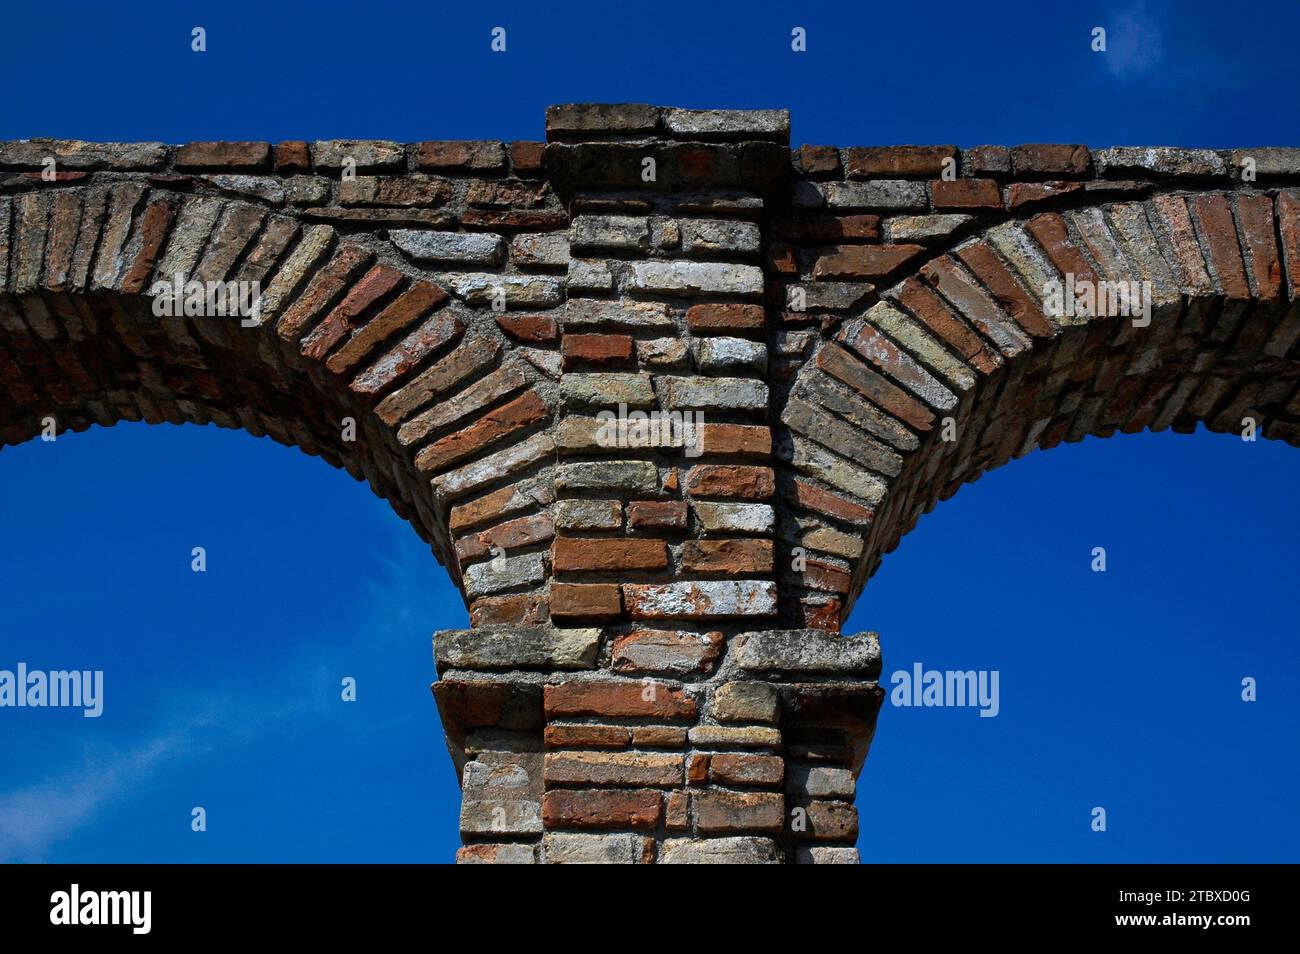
[1,0,1297,863]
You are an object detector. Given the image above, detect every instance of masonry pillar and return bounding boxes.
[433,105,884,863]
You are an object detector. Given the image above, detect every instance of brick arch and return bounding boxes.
[779,189,1300,620]
[6,113,1300,865]
[0,177,562,604]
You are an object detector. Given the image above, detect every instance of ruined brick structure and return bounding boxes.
[2,105,1299,863]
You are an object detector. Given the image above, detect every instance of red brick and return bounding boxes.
[562,333,633,368]
[1279,192,1300,297]
[542,789,662,830]
[813,342,935,431]
[544,681,696,719]
[1025,212,1101,294]
[469,592,548,626]
[795,597,843,632]
[954,242,1056,338]
[1150,194,1213,291]
[466,179,548,208]
[895,278,1002,375]
[797,145,841,176]
[1191,194,1251,302]
[510,140,546,174]
[415,140,505,171]
[789,478,875,525]
[325,280,448,374]
[301,264,405,361]
[681,539,774,574]
[844,145,956,178]
[544,723,631,749]
[631,726,689,747]
[687,753,710,785]
[626,499,688,531]
[276,245,372,343]
[932,178,1002,210]
[1235,194,1283,305]
[553,536,668,573]
[174,141,270,170]
[457,512,555,563]
[549,583,622,621]
[813,244,924,279]
[1006,181,1083,210]
[686,302,766,335]
[665,791,690,830]
[415,390,550,473]
[788,557,852,594]
[495,313,558,343]
[350,309,465,395]
[1010,144,1091,177]
[120,196,179,294]
[685,464,774,499]
[274,141,311,173]
[699,423,771,457]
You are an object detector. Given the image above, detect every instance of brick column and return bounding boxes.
[433,105,884,863]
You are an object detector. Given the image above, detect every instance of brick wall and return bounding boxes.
[3,106,1299,862]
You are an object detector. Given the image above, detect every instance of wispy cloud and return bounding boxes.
[1101,1,1167,79]
[0,526,450,862]
[0,721,202,862]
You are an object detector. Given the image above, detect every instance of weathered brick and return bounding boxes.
[553,537,668,573]
[544,723,631,749]
[686,302,766,335]
[544,751,685,787]
[415,140,505,171]
[710,753,784,787]
[1010,144,1091,177]
[813,243,924,279]
[542,789,662,830]
[562,333,633,368]
[797,145,841,176]
[510,140,546,173]
[932,178,1002,210]
[680,538,774,574]
[611,629,724,674]
[326,280,449,374]
[626,499,688,530]
[301,264,405,361]
[550,583,622,621]
[273,141,310,172]
[623,580,778,620]
[1190,194,1250,301]
[415,390,549,472]
[175,141,270,170]
[685,465,774,499]
[694,790,784,834]
[845,145,956,178]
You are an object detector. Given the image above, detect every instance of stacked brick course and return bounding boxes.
[3,107,1299,862]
